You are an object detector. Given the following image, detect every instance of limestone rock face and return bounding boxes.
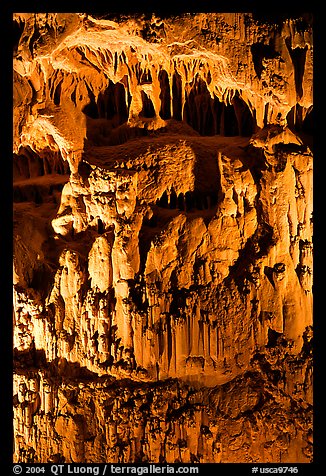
[13,13,313,463]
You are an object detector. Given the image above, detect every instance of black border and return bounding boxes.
[2,1,323,473]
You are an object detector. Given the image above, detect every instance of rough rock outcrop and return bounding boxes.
[13,12,313,463]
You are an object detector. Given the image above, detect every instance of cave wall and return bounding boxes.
[13,12,313,464]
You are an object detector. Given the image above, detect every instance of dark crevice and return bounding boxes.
[285,39,307,100]
[264,266,275,288]
[232,94,255,136]
[13,147,68,182]
[183,77,254,137]
[169,189,177,209]
[184,76,215,135]
[97,218,104,234]
[100,80,129,124]
[226,219,276,294]
[159,70,171,120]
[83,81,133,146]
[13,18,25,52]
[177,193,185,211]
[143,215,158,227]
[263,103,269,127]
[267,328,283,348]
[172,71,183,121]
[157,191,169,208]
[71,88,77,106]
[53,79,63,106]
[77,160,92,180]
[287,104,313,134]
[140,91,155,118]
[140,69,152,84]
[251,42,280,79]
[13,181,65,204]
[83,80,129,126]
[83,87,99,119]
[83,72,254,141]
[155,189,218,212]
[302,107,313,134]
[222,103,239,136]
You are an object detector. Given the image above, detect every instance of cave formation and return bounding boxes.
[13,13,313,464]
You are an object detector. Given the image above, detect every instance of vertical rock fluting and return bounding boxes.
[13,13,313,463]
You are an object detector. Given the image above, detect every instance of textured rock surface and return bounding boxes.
[13,12,313,463]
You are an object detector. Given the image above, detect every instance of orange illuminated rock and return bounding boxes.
[13,12,313,463]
